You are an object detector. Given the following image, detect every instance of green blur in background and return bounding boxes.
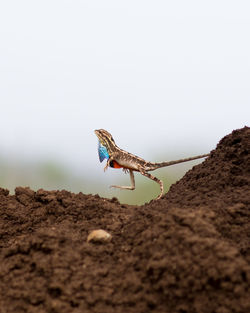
[0,154,202,205]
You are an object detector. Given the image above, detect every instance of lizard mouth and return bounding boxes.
[94,129,100,138]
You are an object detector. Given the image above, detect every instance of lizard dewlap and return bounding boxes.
[98,141,109,162]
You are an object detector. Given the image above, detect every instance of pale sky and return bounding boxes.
[0,1,249,183]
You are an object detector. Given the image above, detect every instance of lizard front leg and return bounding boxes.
[104,157,113,172]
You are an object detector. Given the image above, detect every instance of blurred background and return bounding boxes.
[0,1,249,204]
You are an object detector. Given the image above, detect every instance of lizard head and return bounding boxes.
[94,129,116,147]
[94,129,118,160]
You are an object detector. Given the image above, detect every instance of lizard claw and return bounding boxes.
[104,161,110,172]
[104,159,111,172]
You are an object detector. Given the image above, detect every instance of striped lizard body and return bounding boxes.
[94,129,209,200]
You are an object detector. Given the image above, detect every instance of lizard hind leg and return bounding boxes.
[139,169,164,200]
[110,169,135,190]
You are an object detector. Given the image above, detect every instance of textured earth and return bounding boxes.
[0,127,249,313]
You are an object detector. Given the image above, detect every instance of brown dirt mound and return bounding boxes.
[0,126,249,313]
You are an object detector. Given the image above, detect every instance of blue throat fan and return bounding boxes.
[98,141,109,162]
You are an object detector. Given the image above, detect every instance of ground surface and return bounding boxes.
[0,127,249,313]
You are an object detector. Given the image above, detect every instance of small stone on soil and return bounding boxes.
[87,229,112,243]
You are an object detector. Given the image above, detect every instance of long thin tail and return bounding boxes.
[148,153,210,171]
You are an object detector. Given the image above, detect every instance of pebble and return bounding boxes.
[87,229,112,243]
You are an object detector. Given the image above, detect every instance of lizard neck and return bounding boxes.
[106,143,120,157]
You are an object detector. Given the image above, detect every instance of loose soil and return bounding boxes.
[0,127,249,313]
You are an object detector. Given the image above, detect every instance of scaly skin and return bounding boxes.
[94,129,209,200]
